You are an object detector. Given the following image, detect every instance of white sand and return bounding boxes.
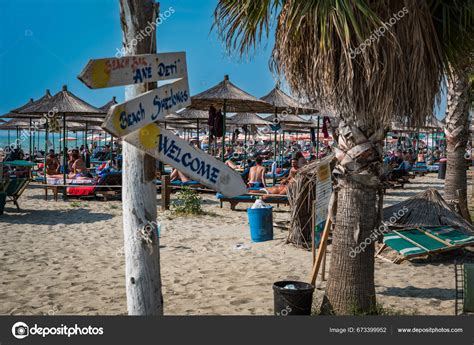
[0,174,461,315]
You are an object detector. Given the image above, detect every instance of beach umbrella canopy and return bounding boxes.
[163,113,193,123]
[17,85,104,116]
[0,119,31,129]
[260,86,319,114]
[264,113,310,125]
[65,116,105,125]
[227,113,271,126]
[173,108,209,120]
[1,90,53,119]
[99,96,118,113]
[190,75,274,113]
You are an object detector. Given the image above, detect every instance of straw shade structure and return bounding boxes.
[261,87,321,168]
[15,85,105,198]
[191,75,274,159]
[383,189,474,234]
[260,87,318,115]
[227,113,270,126]
[99,96,118,113]
[0,90,53,119]
[191,75,274,113]
[167,108,210,148]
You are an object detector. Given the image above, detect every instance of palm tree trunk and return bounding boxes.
[444,67,470,209]
[323,121,384,314]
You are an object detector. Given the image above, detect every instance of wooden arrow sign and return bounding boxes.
[102,77,190,137]
[78,52,187,89]
[124,124,248,198]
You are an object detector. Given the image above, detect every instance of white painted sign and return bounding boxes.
[78,52,187,89]
[315,163,332,226]
[101,77,190,137]
[124,123,247,198]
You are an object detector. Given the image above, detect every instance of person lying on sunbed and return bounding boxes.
[170,168,191,182]
[248,156,266,188]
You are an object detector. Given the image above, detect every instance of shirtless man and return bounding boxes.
[45,153,60,175]
[248,157,266,188]
[251,158,299,196]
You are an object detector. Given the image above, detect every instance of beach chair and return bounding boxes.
[455,261,474,315]
[4,178,30,210]
[67,172,122,200]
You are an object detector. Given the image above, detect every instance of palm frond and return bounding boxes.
[213,0,474,129]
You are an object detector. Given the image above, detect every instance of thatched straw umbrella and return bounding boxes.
[16,85,104,198]
[98,97,118,152]
[191,75,273,160]
[169,108,209,148]
[383,189,474,233]
[2,90,53,158]
[261,87,319,171]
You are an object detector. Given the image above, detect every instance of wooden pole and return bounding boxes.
[161,175,170,210]
[309,217,331,285]
[120,0,163,315]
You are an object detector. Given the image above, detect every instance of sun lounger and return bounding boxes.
[67,172,122,200]
[378,226,474,263]
[216,192,288,210]
[455,261,474,315]
[3,178,30,210]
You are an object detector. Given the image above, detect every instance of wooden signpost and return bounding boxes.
[101,77,190,138]
[123,123,248,197]
[78,52,188,89]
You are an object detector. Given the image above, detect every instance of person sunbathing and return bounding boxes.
[250,159,299,197]
[248,157,266,188]
[170,168,191,182]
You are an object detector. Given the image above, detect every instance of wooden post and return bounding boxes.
[161,175,170,210]
[120,0,163,315]
[309,217,331,285]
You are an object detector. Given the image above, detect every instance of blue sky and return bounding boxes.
[0,0,445,117]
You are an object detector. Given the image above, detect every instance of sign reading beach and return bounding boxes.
[124,124,248,197]
[78,52,187,89]
[101,77,190,137]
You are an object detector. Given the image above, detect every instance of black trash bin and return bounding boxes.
[273,281,315,316]
[438,159,447,179]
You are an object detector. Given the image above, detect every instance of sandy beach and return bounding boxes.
[0,174,461,315]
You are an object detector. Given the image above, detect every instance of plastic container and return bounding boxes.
[247,206,273,242]
[0,192,6,215]
[273,281,315,315]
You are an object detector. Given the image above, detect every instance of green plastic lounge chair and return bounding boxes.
[455,261,474,315]
[4,178,30,210]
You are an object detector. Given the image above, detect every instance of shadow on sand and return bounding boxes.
[0,207,114,225]
[378,286,455,300]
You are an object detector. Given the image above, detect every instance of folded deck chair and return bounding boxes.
[455,262,474,315]
[4,178,30,210]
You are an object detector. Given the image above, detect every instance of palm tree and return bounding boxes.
[444,63,472,217]
[214,0,473,314]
